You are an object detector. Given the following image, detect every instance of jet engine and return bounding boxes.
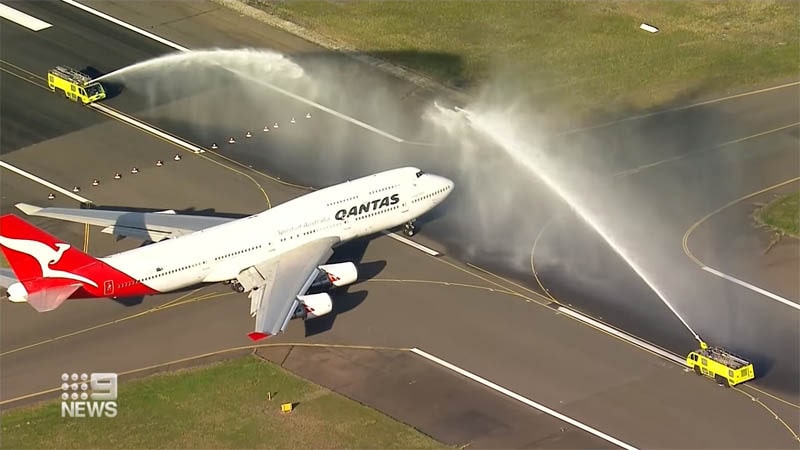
[294,293,333,319]
[309,262,358,292]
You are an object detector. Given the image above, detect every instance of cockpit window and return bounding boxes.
[416,170,425,178]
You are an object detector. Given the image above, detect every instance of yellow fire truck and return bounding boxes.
[686,342,755,387]
[47,66,106,104]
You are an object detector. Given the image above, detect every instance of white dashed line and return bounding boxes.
[0,160,91,203]
[556,306,685,364]
[411,347,639,450]
[383,231,440,256]
[90,103,205,154]
[0,3,52,31]
[702,266,799,311]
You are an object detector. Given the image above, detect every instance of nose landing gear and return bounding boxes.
[230,281,245,293]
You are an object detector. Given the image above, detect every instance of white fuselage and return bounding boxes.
[100,167,453,292]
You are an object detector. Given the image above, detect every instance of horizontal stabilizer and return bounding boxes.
[15,203,43,215]
[27,283,82,312]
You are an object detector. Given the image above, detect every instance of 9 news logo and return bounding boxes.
[60,372,118,418]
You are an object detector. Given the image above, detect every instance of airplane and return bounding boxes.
[0,166,453,341]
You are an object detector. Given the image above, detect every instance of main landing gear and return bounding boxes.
[403,220,417,237]
[228,280,245,293]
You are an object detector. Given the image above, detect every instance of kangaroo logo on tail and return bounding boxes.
[0,236,99,288]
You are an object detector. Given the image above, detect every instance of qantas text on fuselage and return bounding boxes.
[335,194,400,220]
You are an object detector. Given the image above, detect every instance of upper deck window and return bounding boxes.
[416,170,425,178]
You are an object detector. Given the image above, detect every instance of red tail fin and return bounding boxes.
[0,214,98,282]
[0,214,150,311]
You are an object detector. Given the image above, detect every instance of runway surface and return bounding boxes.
[1,1,798,448]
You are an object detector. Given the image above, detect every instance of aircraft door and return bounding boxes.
[103,280,114,296]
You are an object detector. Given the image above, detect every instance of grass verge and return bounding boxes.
[252,0,799,119]
[756,191,800,238]
[1,356,446,449]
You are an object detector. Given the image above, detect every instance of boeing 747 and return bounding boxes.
[0,167,453,340]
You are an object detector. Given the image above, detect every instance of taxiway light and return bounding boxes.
[290,117,296,124]
[228,137,236,144]
[72,186,80,193]
[211,143,218,150]
[245,131,253,138]
[273,122,279,129]
[173,154,182,161]
[305,113,311,119]
[131,167,139,174]
[114,173,122,180]
[263,125,270,132]
[156,160,164,167]
[92,179,100,186]
[48,193,55,200]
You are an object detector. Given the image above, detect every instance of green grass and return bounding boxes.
[757,191,800,237]
[253,0,799,119]
[1,356,446,449]
[0,253,7,268]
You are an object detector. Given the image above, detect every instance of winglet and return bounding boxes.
[15,203,43,216]
[247,332,271,342]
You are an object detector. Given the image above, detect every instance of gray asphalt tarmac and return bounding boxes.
[687,181,799,305]
[1,1,799,448]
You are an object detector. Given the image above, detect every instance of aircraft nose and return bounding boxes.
[439,176,454,195]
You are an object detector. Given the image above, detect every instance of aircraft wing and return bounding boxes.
[240,236,340,341]
[14,203,233,242]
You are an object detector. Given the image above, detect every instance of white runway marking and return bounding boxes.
[410,347,639,450]
[702,266,799,311]
[557,81,800,136]
[383,231,440,256]
[613,121,800,178]
[59,0,187,51]
[556,306,685,364]
[90,104,205,154]
[0,3,52,31]
[0,160,91,204]
[60,0,416,145]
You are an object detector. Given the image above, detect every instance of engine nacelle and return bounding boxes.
[309,262,358,292]
[294,292,333,320]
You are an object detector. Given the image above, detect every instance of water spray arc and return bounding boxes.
[446,105,704,345]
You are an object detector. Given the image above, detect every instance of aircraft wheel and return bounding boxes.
[403,222,417,237]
